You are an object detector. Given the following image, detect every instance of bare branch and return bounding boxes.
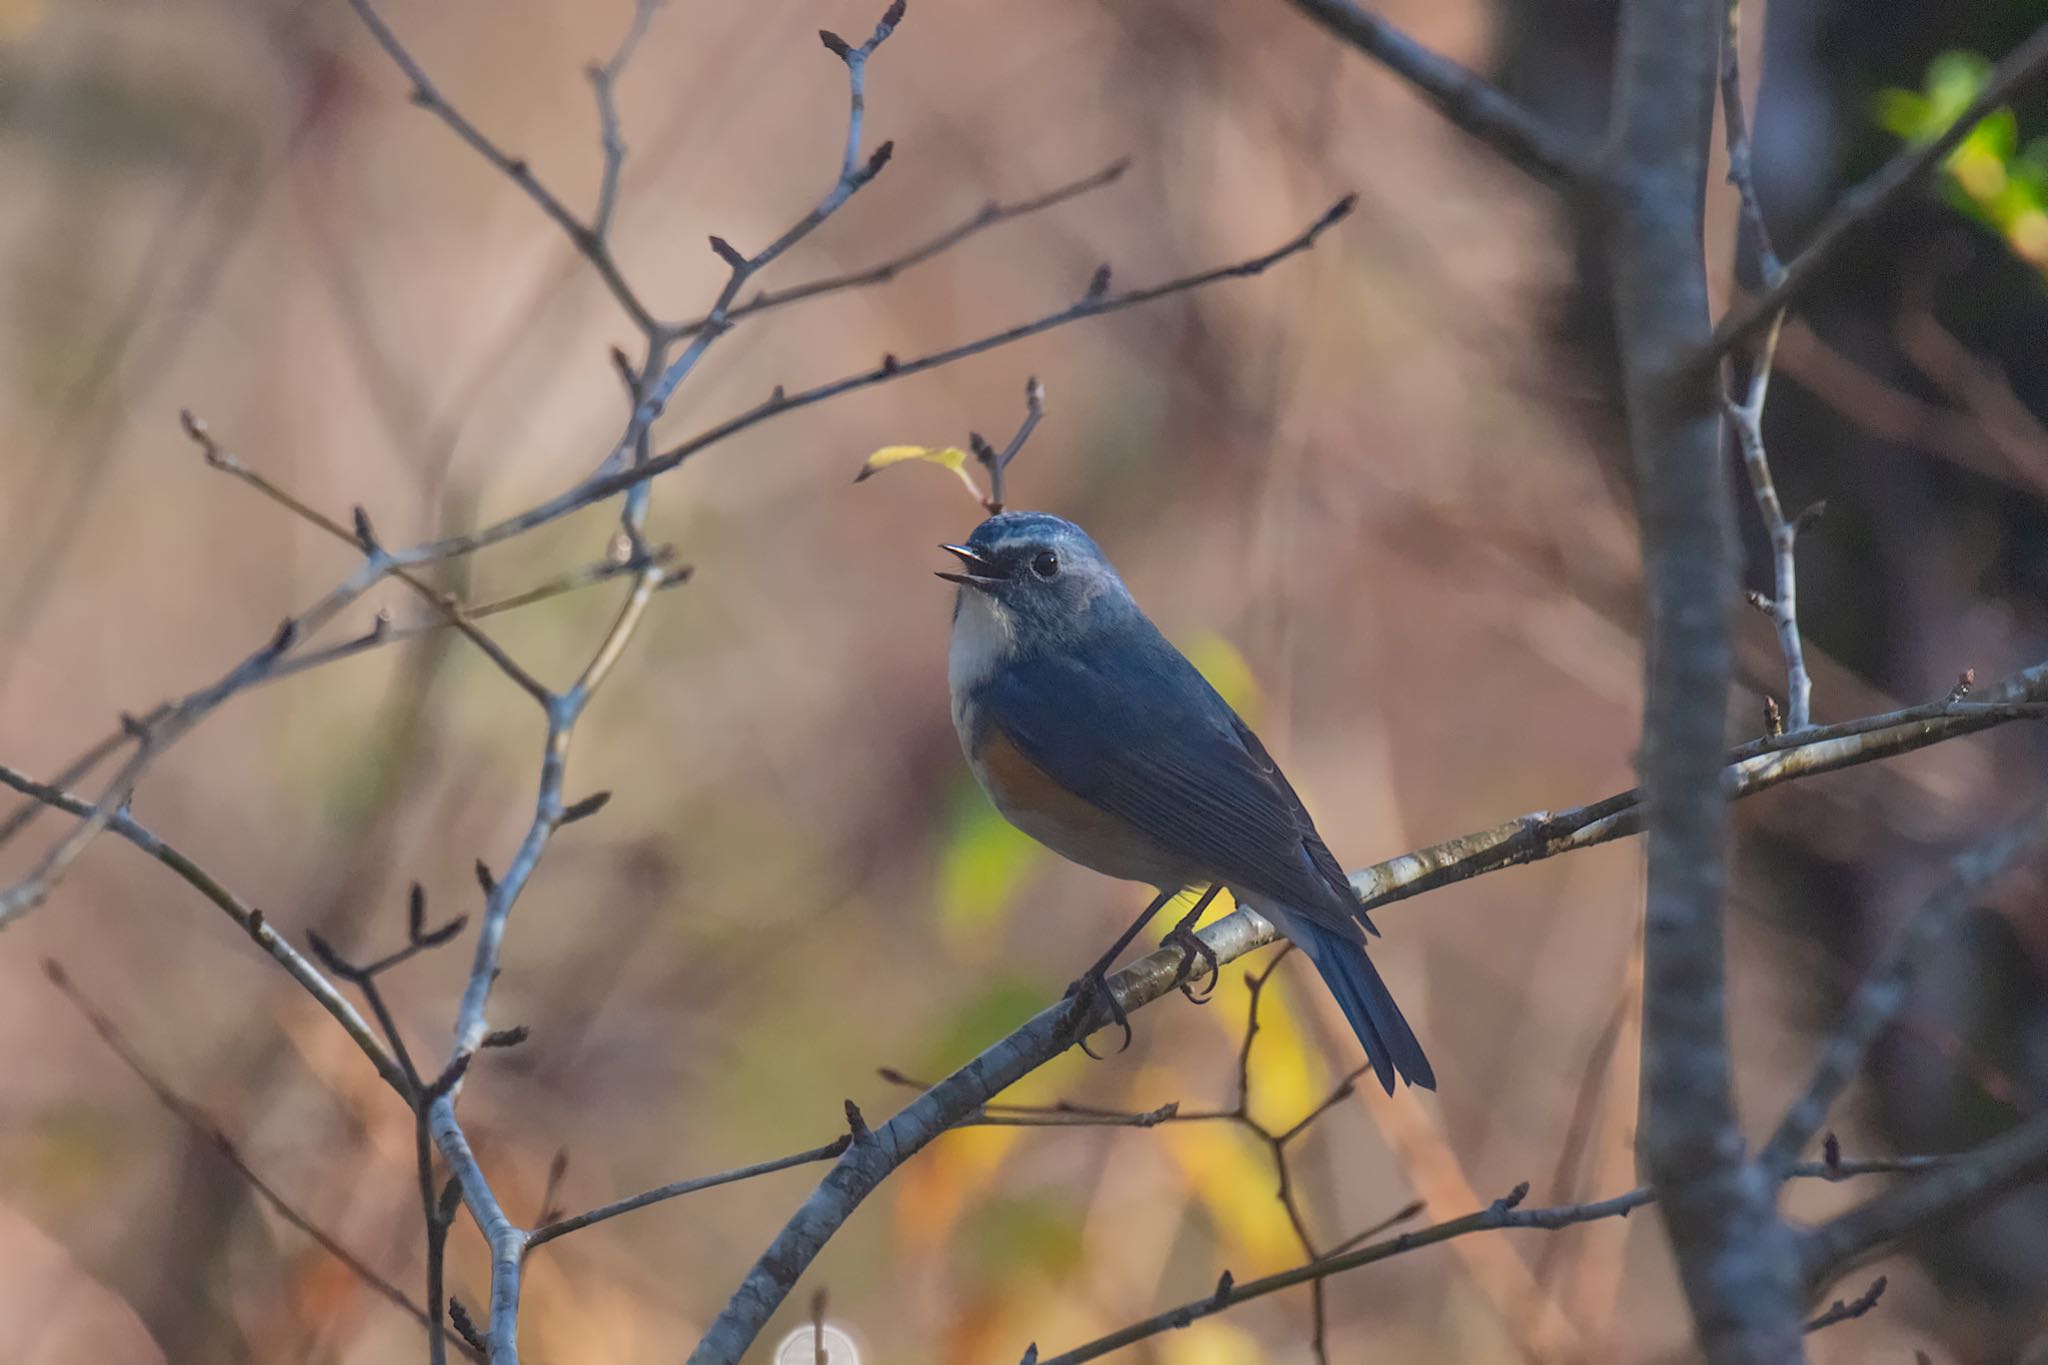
[526,1137,854,1251]
[1609,0,1804,1355]
[1282,0,1598,188]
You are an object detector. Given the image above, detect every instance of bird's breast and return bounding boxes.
[963,714,1194,889]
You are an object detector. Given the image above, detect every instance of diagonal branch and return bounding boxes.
[1282,0,1599,189]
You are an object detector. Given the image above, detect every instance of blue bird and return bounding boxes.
[940,511,1434,1093]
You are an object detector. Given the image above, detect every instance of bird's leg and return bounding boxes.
[1161,883,1224,1003]
[1064,888,1176,1058]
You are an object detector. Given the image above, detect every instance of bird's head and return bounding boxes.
[939,511,1131,656]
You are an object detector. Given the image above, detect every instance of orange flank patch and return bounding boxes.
[973,724,1142,874]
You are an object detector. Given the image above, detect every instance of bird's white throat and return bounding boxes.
[947,588,1015,719]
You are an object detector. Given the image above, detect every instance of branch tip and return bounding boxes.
[708,235,747,269]
[559,790,614,825]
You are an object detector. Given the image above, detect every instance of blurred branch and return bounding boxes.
[1029,1153,1929,1364]
[1703,19,2048,369]
[586,0,664,242]
[1719,0,1811,733]
[343,0,662,334]
[1801,1112,2048,1298]
[1282,0,1599,188]
[1803,1276,1886,1334]
[41,960,477,1359]
[1609,0,1804,1356]
[1758,794,2048,1179]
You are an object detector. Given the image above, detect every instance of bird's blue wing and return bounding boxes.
[984,623,1366,935]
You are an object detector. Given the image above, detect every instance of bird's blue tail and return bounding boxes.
[1285,913,1434,1094]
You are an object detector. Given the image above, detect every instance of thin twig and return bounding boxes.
[1719,0,1810,731]
[526,1138,854,1250]
[1282,0,1597,188]
[973,376,1047,514]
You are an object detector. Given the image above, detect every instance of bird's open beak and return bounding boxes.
[936,543,1002,591]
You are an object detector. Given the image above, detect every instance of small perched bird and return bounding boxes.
[940,511,1433,1093]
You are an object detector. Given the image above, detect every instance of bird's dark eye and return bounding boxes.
[1032,550,1060,578]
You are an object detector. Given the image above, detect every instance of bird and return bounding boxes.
[939,510,1433,1093]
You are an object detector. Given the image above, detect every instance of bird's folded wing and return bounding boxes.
[984,633,1365,937]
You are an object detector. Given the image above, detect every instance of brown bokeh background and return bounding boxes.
[3,0,2046,1362]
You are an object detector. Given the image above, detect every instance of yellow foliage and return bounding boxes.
[894,1122,1023,1256]
[1160,1318,1267,1365]
[854,444,984,499]
[1160,1121,1300,1275]
[1219,965,1329,1134]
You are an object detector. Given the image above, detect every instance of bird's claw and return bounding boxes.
[1163,924,1220,1003]
[1063,969,1133,1058]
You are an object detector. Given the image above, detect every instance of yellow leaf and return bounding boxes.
[854,444,984,499]
[1162,1122,1301,1274]
[1217,964,1328,1134]
[1178,631,1261,720]
[1161,1319,1267,1365]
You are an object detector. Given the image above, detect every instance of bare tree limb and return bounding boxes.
[1282,0,1599,188]
[1608,0,1805,1358]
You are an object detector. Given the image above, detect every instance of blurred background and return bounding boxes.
[2,0,2046,1361]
